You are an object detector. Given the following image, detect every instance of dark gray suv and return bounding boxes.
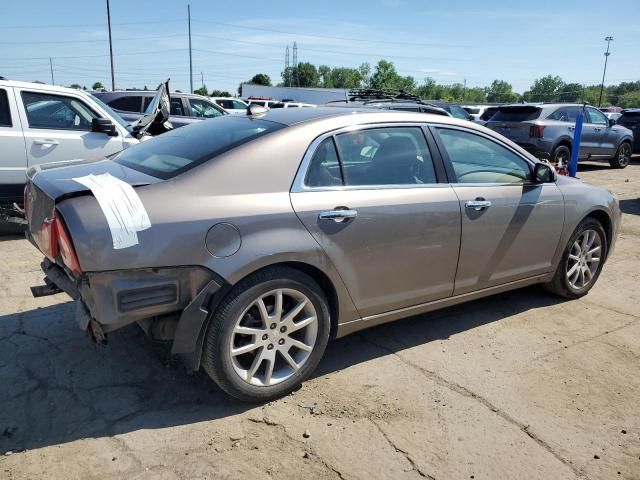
[92,90,227,129]
[486,103,634,169]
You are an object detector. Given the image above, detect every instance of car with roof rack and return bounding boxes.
[485,103,634,169]
[326,89,450,117]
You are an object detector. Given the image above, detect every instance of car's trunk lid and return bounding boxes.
[26,158,160,257]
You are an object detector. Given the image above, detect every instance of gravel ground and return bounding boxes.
[1,160,639,480]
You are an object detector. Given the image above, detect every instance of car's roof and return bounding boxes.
[0,79,93,96]
[92,90,206,100]
[621,108,640,113]
[247,106,470,127]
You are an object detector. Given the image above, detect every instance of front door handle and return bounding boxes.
[594,127,602,132]
[318,208,358,223]
[568,126,575,131]
[33,139,60,146]
[465,199,492,211]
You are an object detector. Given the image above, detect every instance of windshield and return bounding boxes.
[114,116,285,179]
[90,94,130,130]
[448,105,471,119]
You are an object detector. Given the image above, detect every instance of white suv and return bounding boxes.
[0,79,165,207]
[210,97,248,115]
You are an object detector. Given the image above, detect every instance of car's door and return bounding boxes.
[0,86,28,196]
[16,88,125,168]
[290,125,461,318]
[546,106,590,158]
[585,106,615,155]
[432,126,564,295]
[580,106,607,156]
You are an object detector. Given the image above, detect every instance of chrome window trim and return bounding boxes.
[291,122,447,193]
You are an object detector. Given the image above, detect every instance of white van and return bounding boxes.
[0,79,167,207]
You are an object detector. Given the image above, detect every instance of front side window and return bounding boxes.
[22,91,98,131]
[189,98,224,118]
[0,89,11,127]
[109,96,142,113]
[114,116,284,179]
[216,99,244,110]
[334,127,437,186]
[436,128,531,184]
[586,107,608,125]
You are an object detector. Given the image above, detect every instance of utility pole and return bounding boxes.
[285,45,290,87]
[598,35,614,107]
[188,4,193,94]
[106,0,115,91]
[49,57,54,85]
[292,41,298,87]
[462,78,467,101]
[201,71,204,90]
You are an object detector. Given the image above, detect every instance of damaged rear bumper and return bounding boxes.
[33,259,226,369]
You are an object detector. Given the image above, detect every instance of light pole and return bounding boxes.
[106,0,115,91]
[598,35,613,107]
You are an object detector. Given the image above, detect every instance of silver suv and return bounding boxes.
[486,103,634,169]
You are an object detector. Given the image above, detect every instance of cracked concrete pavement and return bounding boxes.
[1,161,639,479]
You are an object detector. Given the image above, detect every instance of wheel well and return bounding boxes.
[585,210,612,255]
[554,139,572,152]
[246,262,340,339]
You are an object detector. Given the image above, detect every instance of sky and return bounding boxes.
[1,0,639,96]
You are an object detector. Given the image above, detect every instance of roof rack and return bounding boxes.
[345,88,422,102]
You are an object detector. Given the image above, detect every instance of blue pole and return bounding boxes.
[569,111,583,177]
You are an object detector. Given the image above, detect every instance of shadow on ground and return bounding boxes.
[0,285,564,454]
[619,198,640,216]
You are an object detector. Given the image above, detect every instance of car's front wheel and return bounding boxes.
[202,267,331,402]
[543,218,607,299]
[609,142,632,169]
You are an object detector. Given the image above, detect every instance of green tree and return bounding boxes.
[464,87,487,103]
[193,85,208,96]
[370,60,415,92]
[330,67,362,89]
[210,90,231,97]
[618,91,640,108]
[92,81,104,90]
[358,63,371,88]
[295,62,320,88]
[318,65,332,88]
[69,83,82,89]
[523,75,564,102]
[248,73,271,86]
[558,83,583,102]
[486,80,519,103]
[415,77,437,99]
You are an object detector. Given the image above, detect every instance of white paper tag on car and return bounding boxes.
[72,173,151,249]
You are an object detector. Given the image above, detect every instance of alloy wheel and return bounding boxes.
[566,229,602,290]
[229,288,318,387]
[618,143,632,167]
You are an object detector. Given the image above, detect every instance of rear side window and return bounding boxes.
[22,91,98,130]
[334,127,437,186]
[491,107,541,122]
[436,128,531,184]
[170,98,185,116]
[305,138,343,187]
[547,106,581,122]
[0,89,11,127]
[109,96,142,113]
[114,116,285,179]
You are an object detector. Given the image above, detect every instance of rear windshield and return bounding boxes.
[114,116,285,179]
[619,112,640,123]
[491,106,542,122]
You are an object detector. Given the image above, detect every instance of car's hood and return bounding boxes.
[128,79,171,137]
[28,158,160,202]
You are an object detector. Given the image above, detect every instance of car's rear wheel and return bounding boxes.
[201,267,331,402]
[543,218,607,299]
[551,144,571,167]
[609,142,632,169]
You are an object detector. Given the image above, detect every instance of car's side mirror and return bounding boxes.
[92,118,118,136]
[533,162,556,183]
[609,118,616,127]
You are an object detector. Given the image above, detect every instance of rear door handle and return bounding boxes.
[33,139,60,146]
[594,127,602,132]
[568,126,575,131]
[465,199,492,211]
[318,209,358,223]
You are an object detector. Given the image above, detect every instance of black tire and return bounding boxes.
[551,144,571,167]
[201,267,331,402]
[609,142,632,169]
[543,218,607,299]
